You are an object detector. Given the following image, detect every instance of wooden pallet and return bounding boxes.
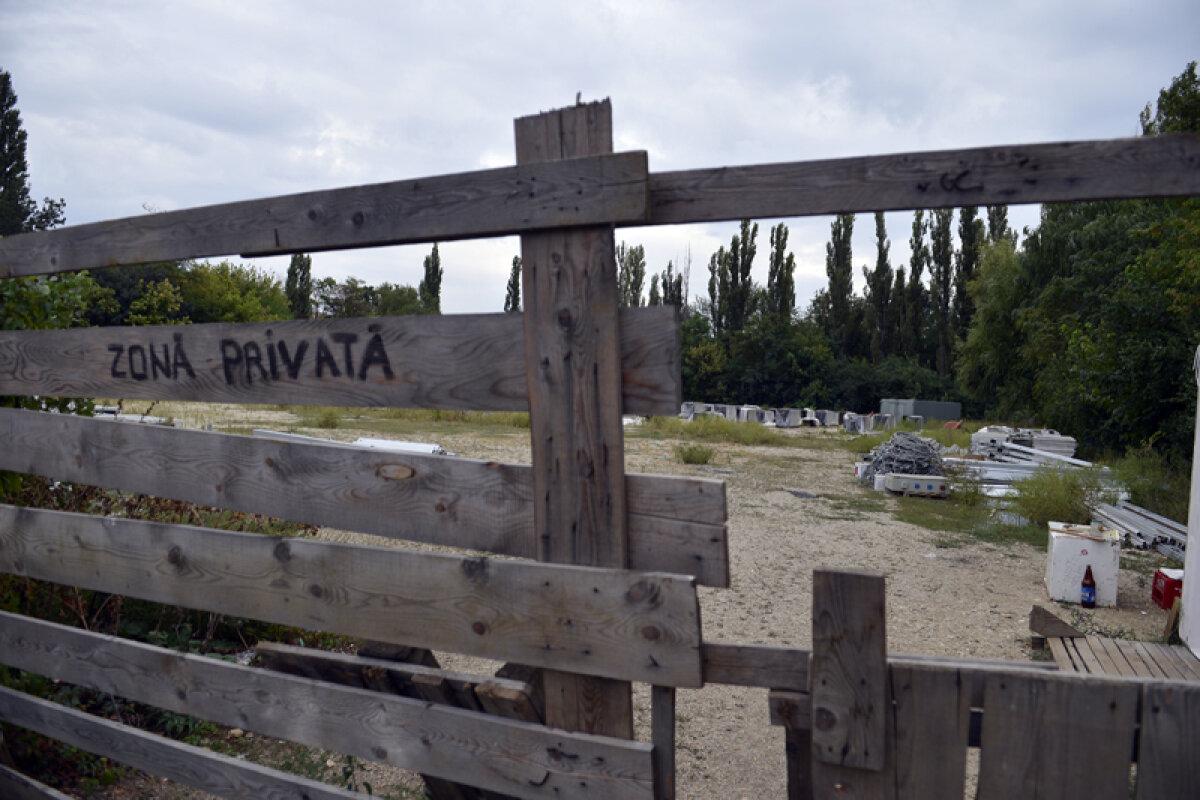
[1047,635,1200,681]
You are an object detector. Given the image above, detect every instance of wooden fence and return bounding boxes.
[1,99,1198,799]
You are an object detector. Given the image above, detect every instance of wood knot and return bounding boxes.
[814,707,837,732]
[352,211,365,226]
[273,541,291,562]
[624,580,661,606]
[167,545,184,567]
[308,583,324,598]
[472,621,488,635]
[557,309,572,328]
[641,625,661,641]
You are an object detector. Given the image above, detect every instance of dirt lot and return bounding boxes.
[92,407,1175,799]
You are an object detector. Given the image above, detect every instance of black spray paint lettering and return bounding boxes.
[219,325,395,385]
[107,334,196,381]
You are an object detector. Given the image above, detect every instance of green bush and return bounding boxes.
[1011,466,1118,527]
[674,443,716,464]
[1113,448,1189,523]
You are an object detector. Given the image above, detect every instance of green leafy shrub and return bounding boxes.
[1113,447,1189,523]
[674,443,716,464]
[1011,466,1118,527]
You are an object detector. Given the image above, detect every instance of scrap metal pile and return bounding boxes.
[857,431,944,487]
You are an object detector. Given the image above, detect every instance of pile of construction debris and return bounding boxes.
[857,432,944,488]
[861,424,1187,562]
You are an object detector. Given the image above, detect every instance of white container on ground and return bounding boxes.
[1045,522,1120,607]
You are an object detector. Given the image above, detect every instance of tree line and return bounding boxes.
[4,63,1198,466]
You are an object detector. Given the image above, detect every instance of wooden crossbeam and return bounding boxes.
[0,407,729,587]
[646,134,1200,224]
[0,152,649,278]
[0,612,655,799]
[0,307,680,416]
[0,505,703,686]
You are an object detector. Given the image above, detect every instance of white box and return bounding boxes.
[1045,522,1120,607]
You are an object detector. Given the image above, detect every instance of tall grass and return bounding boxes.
[641,415,797,446]
[846,419,978,455]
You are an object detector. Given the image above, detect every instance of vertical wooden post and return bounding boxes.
[810,569,889,798]
[514,99,633,738]
[651,686,676,800]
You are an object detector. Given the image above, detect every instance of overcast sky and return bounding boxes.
[2,1,1196,313]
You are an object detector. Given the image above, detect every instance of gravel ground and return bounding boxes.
[90,413,1175,799]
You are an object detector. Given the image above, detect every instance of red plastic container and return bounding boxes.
[1152,569,1184,610]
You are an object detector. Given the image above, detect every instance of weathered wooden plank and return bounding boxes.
[0,687,380,800]
[0,763,76,800]
[517,99,634,739]
[785,728,814,800]
[0,505,702,687]
[0,306,679,416]
[1143,643,1187,681]
[651,686,675,800]
[0,408,728,586]
[1070,637,1106,675]
[1114,639,1156,678]
[1132,642,1169,679]
[256,641,540,718]
[767,690,816,799]
[1168,646,1200,681]
[0,153,649,279]
[810,569,888,771]
[0,612,654,799]
[1028,604,1083,638]
[1085,635,1122,676]
[1097,636,1140,676]
[646,134,1200,225]
[702,642,808,690]
[1046,636,1077,672]
[977,673,1138,800]
[1136,681,1200,799]
[258,642,502,800]
[891,664,969,800]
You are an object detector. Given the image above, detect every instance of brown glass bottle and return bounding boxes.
[1081,565,1096,609]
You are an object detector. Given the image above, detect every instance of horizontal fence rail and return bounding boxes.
[0,152,650,278]
[3,136,1197,281]
[0,687,376,800]
[647,134,1200,223]
[0,504,704,686]
[0,306,681,415]
[0,407,729,586]
[0,612,656,799]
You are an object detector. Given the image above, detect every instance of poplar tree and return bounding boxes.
[824,213,855,357]
[930,208,955,376]
[418,243,443,313]
[954,206,984,337]
[504,256,521,312]
[862,211,892,363]
[766,222,796,321]
[903,210,929,361]
[725,219,758,332]
[0,70,64,236]
[285,253,313,319]
[617,242,647,307]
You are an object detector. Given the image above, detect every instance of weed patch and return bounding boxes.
[675,443,716,464]
[640,415,799,446]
